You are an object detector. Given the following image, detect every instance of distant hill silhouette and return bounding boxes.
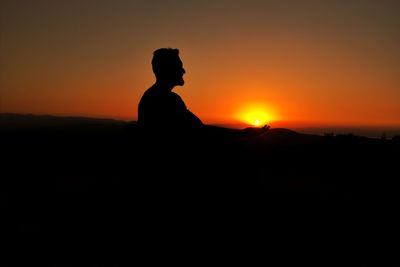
[0,113,127,131]
[2,113,398,201]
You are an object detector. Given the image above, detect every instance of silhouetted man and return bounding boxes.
[138,48,269,136]
[138,48,203,131]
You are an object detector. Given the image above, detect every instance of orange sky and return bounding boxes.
[1,0,399,128]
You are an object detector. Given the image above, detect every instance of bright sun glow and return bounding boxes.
[237,104,277,127]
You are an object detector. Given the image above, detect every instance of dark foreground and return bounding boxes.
[2,114,399,264]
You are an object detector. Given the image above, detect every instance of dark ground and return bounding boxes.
[1,114,399,265]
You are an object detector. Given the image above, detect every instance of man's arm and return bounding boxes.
[202,124,269,139]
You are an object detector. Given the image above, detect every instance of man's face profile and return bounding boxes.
[152,48,185,87]
[172,58,185,86]
[163,56,185,86]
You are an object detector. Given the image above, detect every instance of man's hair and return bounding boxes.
[152,48,180,78]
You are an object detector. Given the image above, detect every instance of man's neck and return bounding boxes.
[154,80,175,92]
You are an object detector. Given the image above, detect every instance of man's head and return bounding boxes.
[152,48,186,86]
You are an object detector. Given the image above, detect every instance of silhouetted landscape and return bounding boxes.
[2,113,399,263]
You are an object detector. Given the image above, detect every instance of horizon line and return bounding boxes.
[2,112,400,130]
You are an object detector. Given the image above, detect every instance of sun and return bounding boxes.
[244,112,269,127]
[237,104,277,127]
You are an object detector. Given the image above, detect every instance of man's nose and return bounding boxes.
[182,68,186,74]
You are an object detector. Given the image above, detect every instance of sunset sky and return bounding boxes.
[1,0,399,128]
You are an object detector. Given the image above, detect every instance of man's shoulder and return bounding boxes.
[140,87,162,103]
[142,86,157,97]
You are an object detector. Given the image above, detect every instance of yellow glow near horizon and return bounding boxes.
[237,105,277,127]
